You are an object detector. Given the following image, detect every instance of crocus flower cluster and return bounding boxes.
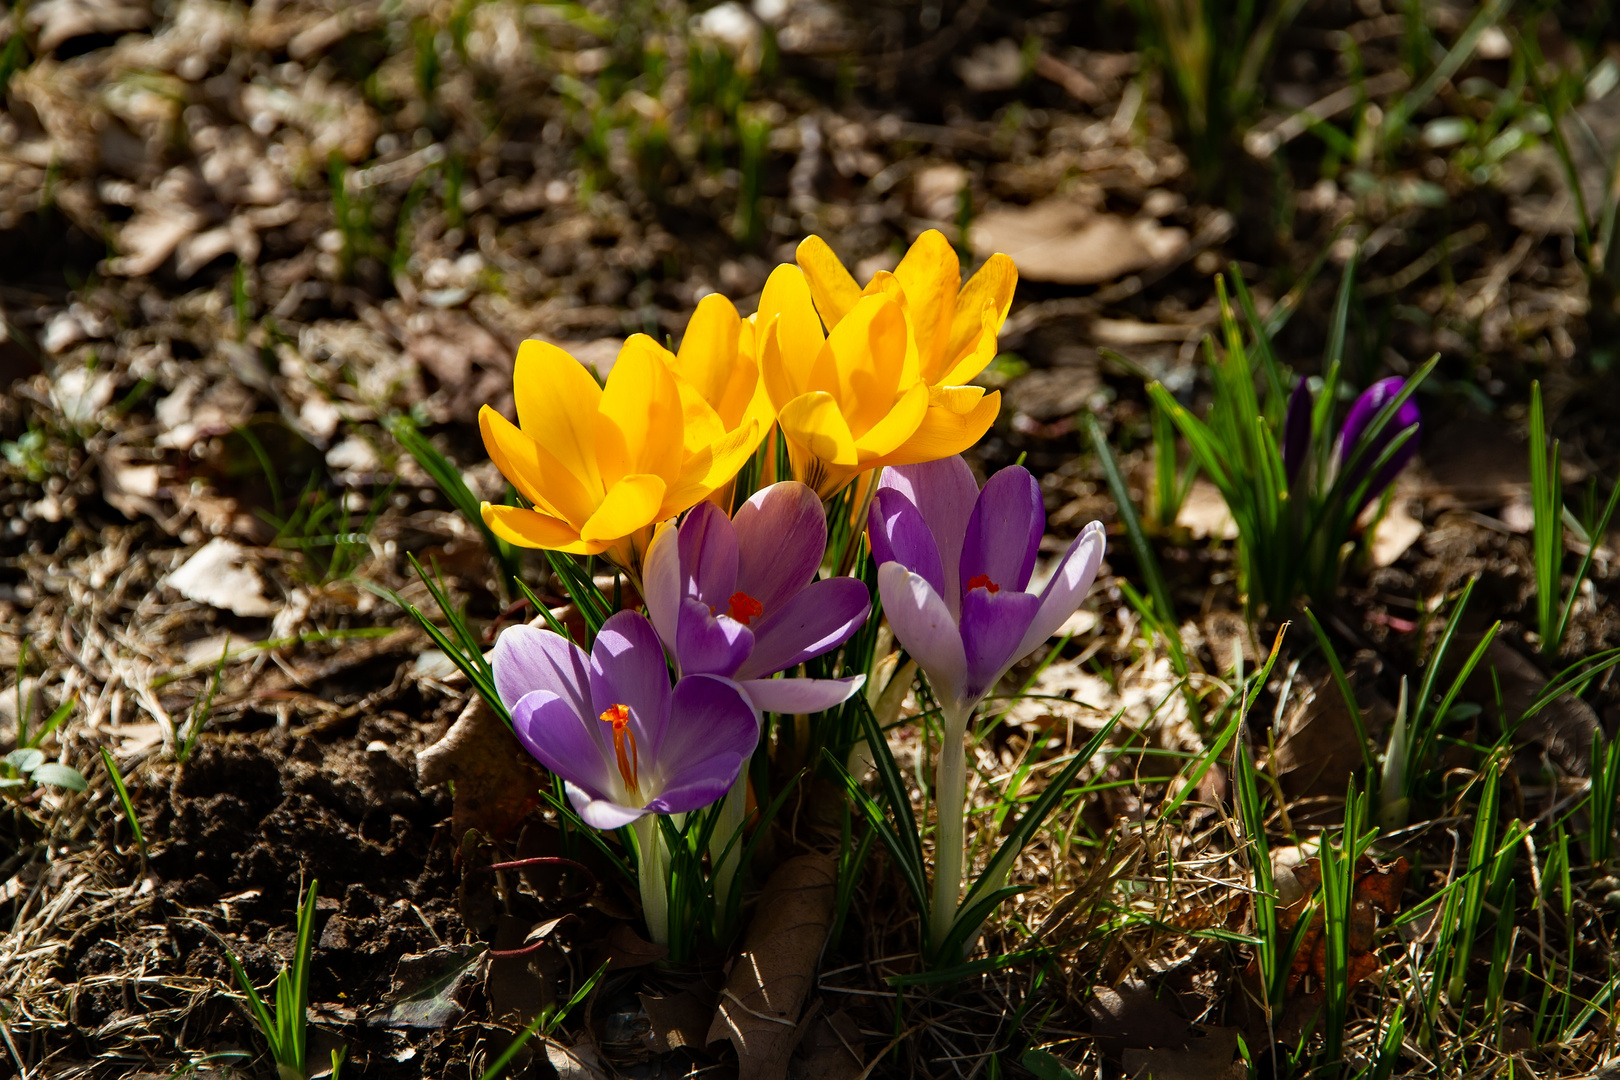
[479,231,1118,957]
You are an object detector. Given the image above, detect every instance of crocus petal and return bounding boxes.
[580,474,667,544]
[960,465,1043,594]
[891,229,960,378]
[482,503,606,555]
[876,562,968,709]
[737,674,866,715]
[479,405,595,526]
[1336,377,1420,510]
[877,455,978,615]
[568,782,649,830]
[650,674,760,798]
[1338,377,1406,458]
[734,576,872,681]
[1015,521,1106,660]
[1283,380,1312,485]
[512,689,617,801]
[493,624,592,718]
[676,597,754,677]
[867,488,947,605]
[677,501,739,607]
[943,253,1016,378]
[645,754,747,817]
[880,386,1001,472]
[589,610,673,762]
[795,234,864,330]
[959,586,1042,701]
[732,481,826,613]
[641,524,681,651]
[596,338,686,488]
[512,340,603,494]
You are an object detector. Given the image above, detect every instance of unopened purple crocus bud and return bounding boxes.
[1336,377,1421,510]
[1283,380,1313,485]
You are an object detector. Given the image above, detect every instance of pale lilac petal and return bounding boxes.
[868,488,946,603]
[733,577,871,681]
[641,525,681,653]
[737,674,866,714]
[677,501,738,608]
[650,675,760,795]
[512,689,616,798]
[676,596,754,677]
[960,466,1042,595]
[645,754,746,816]
[876,562,967,709]
[568,782,648,829]
[878,456,978,614]
[493,624,592,718]
[959,587,1042,701]
[1015,521,1106,659]
[589,610,673,762]
[733,481,826,613]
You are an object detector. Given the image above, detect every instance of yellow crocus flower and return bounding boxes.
[662,292,774,459]
[478,333,759,575]
[796,228,1017,388]
[757,261,1000,500]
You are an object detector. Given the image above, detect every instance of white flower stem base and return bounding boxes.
[929,701,974,955]
[633,814,671,947]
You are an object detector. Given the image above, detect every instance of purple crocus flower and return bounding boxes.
[1283,380,1313,485]
[493,610,759,830]
[867,456,1106,718]
[641,482,871,715]
[1336,377,1421,510]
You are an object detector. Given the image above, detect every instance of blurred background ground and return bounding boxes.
[4,0,1620,1077]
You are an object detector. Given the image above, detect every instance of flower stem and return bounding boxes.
[632,814,670,947]
[929,701,974,957]
[708,771,748,940]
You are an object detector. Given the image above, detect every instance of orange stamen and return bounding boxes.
[967,574,1000,594]
[599,703,640,794]
[725,591,764,625]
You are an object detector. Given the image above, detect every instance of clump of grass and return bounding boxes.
[224,881,339,1080]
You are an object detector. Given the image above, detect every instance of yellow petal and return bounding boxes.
[778,391,859,469]
[935,301,1001,387]
[662,419,762,513]
[851,381,929,460]
[482,503,605,554]
[892,229,961,381]
[596,337,686,488]
[479,405,595,528]
[795,235,863,330]
[580,474,669,544]
[674,293,752,425]
[880,387,1001,468]
[823,294,911,436]
[757,264,824,402]
[942,251,1016,379]
[512,340,603,495]
[673,377,728,454]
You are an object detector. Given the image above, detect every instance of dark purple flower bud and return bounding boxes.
[1283,380,1313,485]
[1337,377,1421,510]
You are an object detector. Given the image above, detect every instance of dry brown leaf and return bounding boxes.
[485,914,563,1029]
[416,696,545,842]
[594,922,668,970]
[544,1034,609,1080]
[640,983,720,1054]
[28,0,151,53]
[707,852,837,1080]
[163,537,277,617]
[1271,679,1368,808]
[789,1010,865,1080]
[1122,1025,1246,1080]
[1176,479,1239,541]
[970,198,1189,285]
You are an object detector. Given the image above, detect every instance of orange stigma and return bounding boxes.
[725,591,764,625]
[967,574,1000,594]
[599,703,640,794]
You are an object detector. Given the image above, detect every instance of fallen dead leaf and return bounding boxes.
[28,0,151,53]
[641,981,720,1054]
[485,914,563,1029]
[1269,855,1410,992]
[1122,1025,1246,1080]
[544,1034,610,1080]
[708,852,837,1080]
[416,696,546,842]
[1271,678,1369,810]
[970,198,1189,285]
[163,537,277,617]
[594,921,668,970]
[789,1010,865,1080]
[1176,478,1238,541]
[1368,493,1424,567]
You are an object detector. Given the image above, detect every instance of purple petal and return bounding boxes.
[1337,378,1421,511]
[644,754,746,816]
[589,610,673,763]
[1338,377,1405,457]
[649,674,759,803]
[677,501,738,608]
[959,586,1041,702]
[960,466,1043,595]
[876,562,967,710]
[868,488,946,604]
[737,674,867,714]
[1283,380,1312,485]
[733,482,827,614]
[733,576,871,681]
[512,689,616,799]
[567,782,649,829]
[493,624,592,719]
[1015,521,1106,659]
[675,596,754,677]
[641,525,681,653]
[877,456,979,615]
